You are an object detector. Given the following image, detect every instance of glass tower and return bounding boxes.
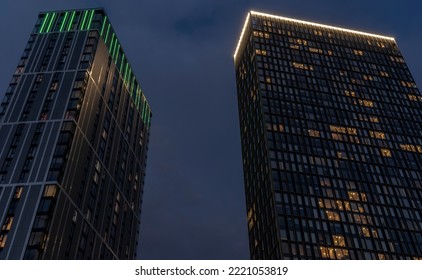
[234,11,422,259]
[0,8,151,259]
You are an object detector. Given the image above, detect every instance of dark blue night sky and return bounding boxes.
[0,0,421,259]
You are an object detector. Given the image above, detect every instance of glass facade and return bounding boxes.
[0,9,151,259]
[234,11,422,259]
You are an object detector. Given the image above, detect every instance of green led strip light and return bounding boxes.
[67,11,76,31]
[46,13,57,32]
[104,23,111,44]
[80,10,86,30]
[59,12,69,32]
[36,9,151,127]
[87,10,95,29]
[39,13,50,33]
[114,43,120,62]
[100,16,107,36]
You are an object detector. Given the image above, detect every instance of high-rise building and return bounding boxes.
[234,11,422,259]
[0,8,151,259]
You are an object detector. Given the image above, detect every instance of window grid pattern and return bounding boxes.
[235,13,422,260]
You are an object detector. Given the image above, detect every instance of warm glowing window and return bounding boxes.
[361,227,371,237]
[380,148,392,157]
[14,186,23,199]
[369,130,386,139]
[408,94,418,101]
[348,191,360,201]
[370,117,379,123]
[292,62,313,70]
[308,129,320,137]
[344,202,351,211]
[400,144,422,153]
[326,211,340,221]
[44,184,57,198]
[255,49,267,55]
[331,133,343,141]
[313,30,323,36]
[336,249,349,259]
[320,247,329,258]
[372,229,379,238]
[378,253,386,260]
[358,99,374,107]
[1,217,13,231]
[320,247,335,259]
[333,235,346,247]
[401,81,416,88]
[379,71,389,77]
[267,123,284,132]
[329,125,357,135]
[0,234,7,248]
[344,90,356,97]
[337,152,347,159]
[336,200,344,210]
[308,47,323,54]
[290,44,300,49]
[353,49,364,56]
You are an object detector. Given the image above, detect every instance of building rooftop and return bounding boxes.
[234,11,395,60]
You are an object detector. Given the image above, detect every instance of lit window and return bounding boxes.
[369,130,386,139]
[333,235,346,247]
[308,47,323,54]
[344,90,356,97]
[369,117,379,123]
[292,62,313,70]
[348,191,360,201]
[308,129,320,137]
[336,249,349,259]
[43,184,57,198]
[1,217,13,231]
[353,49,364,56]
[408,94,418,101]
[358,99,374,107]
[344,202,351,211]
[400,144,422,154]
[329,125,357,135]
[378,253,386,260]
[325,210,340,221]
[379,71,389,77]
[372,229,379,238]
[380,148,392,157]
[14,186,23,199]
[361,227,371,237]
[0,234,8,248]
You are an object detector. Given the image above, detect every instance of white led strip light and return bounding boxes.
[234,11,395,60]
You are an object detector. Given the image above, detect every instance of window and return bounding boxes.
[43,185,57,198]
[380,148,392,157]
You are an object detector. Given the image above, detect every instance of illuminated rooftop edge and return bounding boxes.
[233,11,396,60]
